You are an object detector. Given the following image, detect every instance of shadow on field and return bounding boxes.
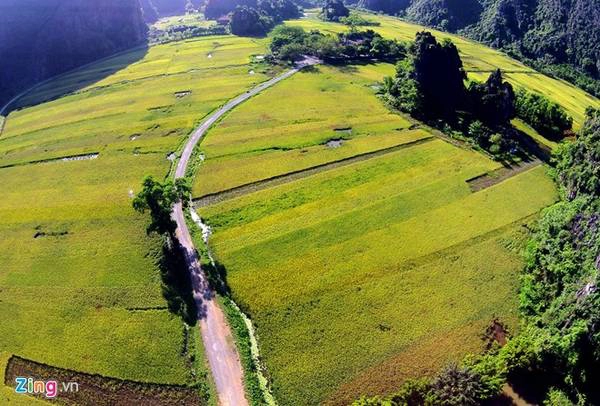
[203,260,231,298]
[13,45,149,111]
[159,239,198,326]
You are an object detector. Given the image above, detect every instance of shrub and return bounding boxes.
[515,89,573,140]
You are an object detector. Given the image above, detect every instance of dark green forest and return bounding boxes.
[357,0,600,97]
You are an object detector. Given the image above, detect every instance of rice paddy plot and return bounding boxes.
[0,31,271,391]
[193,64,418,197]
[199,137,557,404]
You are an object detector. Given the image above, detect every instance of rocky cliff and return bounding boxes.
[0,0,147,108]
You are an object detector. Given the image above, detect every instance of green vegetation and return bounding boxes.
[269,26,404,62]
[384,32,522,157]
[515,88,574,140]
[217,0,301,36]
[133,176,191,238]
[285,11,600,128]
[340,13,381,27]
[0,33,271,394]
[320,0,349,22]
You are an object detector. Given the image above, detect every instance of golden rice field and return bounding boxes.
[0,33,271,400]
[194,57,560,404]
[1,8,598,406]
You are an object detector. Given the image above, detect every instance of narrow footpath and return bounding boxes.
[172,58,318,406]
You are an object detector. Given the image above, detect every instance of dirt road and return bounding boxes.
[172,58,317,405]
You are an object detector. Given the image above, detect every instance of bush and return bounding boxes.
[431,364,490,406]
[515,89,573,140]
[340,13,381,27]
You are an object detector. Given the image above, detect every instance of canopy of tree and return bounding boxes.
[132,176,191,239]
[269,25,404,62]
[383,32,574,155]
[339,13,381,27]
[515,89,574,140]
[214,0,301,36]
[320,0,350,22]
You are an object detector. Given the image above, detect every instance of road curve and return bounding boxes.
[173,59,316,406]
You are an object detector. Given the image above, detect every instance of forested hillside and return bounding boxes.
[357,0,600,96]
[0,0,147,107]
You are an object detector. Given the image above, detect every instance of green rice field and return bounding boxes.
[193,48,562,404]
[1,7,598,406]
[0,34,271,396]
[200,138,557,404]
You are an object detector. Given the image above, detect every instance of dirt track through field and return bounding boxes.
[172,57,318,405]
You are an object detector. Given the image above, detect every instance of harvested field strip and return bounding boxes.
[194,136,435,207]
[4,355,206,405]
[0,152,99,169]
[466,158,543,192]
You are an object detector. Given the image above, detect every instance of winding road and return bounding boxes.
[172,58,318,406]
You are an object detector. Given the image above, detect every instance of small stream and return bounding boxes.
[189,206,277,406]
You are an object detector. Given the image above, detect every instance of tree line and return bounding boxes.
[382,31,573,158]
[269,25,405,63]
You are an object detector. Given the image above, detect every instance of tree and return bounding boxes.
[515,88,573,139]
[270,25,306,51]
[468,69,516,127]
[385,58,422,114]
[431,364,488,406]
[132,176,191,239]
[555,107,600,200]
[230,6,273,36]
[410,32,466,120]
[321,0,349,22]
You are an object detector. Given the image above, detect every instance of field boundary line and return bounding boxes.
[0,152,100,170]
[194,136,436,207]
